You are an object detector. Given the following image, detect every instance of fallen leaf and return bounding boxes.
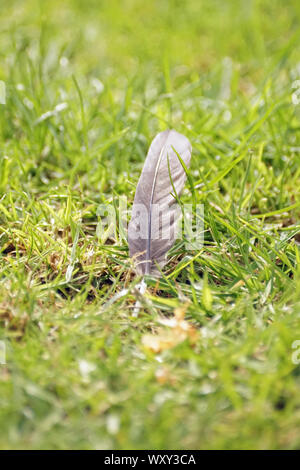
[142,303,198,353]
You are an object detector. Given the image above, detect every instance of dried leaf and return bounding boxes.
[142,303,198,353]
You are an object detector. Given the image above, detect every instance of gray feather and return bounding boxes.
[128,129,192,275]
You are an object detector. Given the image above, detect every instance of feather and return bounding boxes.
[128,129,192,276]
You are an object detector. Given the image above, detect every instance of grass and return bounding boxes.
[0,0,300,450]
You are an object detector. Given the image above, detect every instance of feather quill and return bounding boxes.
[128,129,192,277]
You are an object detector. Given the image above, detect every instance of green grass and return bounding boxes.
[1,0,300,450]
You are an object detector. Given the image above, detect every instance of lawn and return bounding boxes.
[0,0,300,450]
